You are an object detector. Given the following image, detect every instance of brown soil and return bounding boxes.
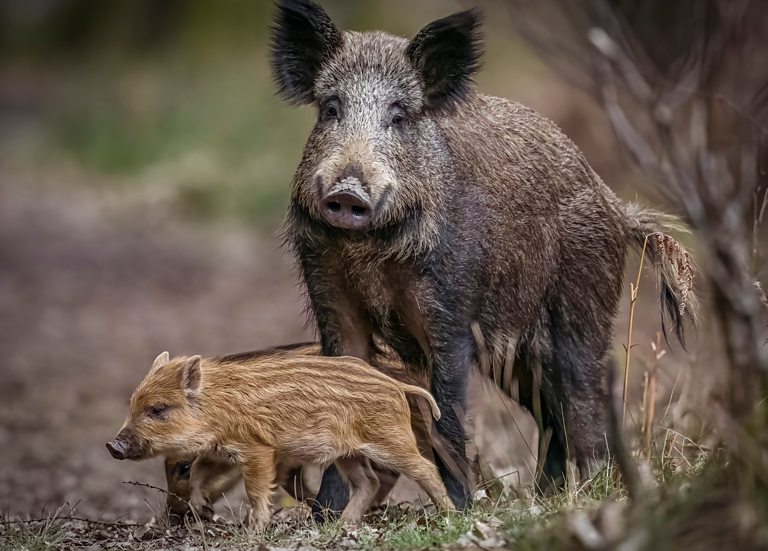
[0,170,694,523]
[0,182,313,519]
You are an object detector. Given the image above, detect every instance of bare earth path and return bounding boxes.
[0,182,312,519]
[0,180,538,524]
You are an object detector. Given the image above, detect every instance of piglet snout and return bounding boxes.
[106,439,128,460]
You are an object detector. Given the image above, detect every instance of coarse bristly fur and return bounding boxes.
[107,349,453,530]
[161,342,449,522]
[272,0,697,513]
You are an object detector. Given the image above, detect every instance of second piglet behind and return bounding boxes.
[106,350,454,529]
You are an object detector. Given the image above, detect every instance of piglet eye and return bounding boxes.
[147,404,170,420]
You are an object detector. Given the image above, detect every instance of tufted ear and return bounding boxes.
[406,9,483,113]
[270,0,343,104]
[149,351,170,374]
[181,355,202,398]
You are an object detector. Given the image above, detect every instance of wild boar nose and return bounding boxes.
[321,174,373,231]
[106,439,128,460]
[321,190,372,230]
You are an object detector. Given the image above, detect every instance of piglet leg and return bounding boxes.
[335,457,380,525]
[241,446,277,531]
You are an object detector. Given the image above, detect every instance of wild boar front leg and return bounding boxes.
[428,332,474,509]
[304,276,373,520]
[241,446,277,531]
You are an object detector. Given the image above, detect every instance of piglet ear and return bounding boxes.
[406,9,483,113]
[150,351,170,373]
[270,0,343,104]
[181,355,202,398]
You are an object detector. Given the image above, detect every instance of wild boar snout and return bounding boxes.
[106,428,144,460]
[319,170,373,230]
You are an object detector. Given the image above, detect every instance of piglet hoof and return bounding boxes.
[192,503,215,523]
[340,518,360,530]
[166,503,190,526]
[246,509,269,533]
[166,511,186,527]
[339,512,363,529]
[437,496,456,512]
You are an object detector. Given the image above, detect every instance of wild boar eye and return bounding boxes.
[389,104,407,127]
[322,97,341,121]
[147,404,170,420]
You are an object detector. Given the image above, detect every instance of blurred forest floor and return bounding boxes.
[0,0,714,528]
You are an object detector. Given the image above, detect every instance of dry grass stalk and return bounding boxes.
[623,232,654,425]
[641,333,666,459]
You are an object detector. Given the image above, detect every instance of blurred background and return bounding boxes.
[0,0,724,520]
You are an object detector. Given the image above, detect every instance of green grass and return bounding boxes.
[0,498,569,550]
[4,458,766,550]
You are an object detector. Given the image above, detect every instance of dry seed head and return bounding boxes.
[653,233,694,318]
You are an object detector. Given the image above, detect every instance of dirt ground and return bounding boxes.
[0,179,541,522]
[0,180,312,519]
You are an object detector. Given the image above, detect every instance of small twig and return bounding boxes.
[123,480,169,493]
[122,479,177,500]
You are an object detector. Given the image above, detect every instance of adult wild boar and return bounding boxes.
[272,0,694,512]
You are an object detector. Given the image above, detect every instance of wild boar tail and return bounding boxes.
[402,384,441,420]
[623,203,698,347]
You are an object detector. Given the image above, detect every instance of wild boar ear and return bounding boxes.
[406,9,483,113]
[181,355,202,398]
[150,351,170,373]
[270,0,343,105]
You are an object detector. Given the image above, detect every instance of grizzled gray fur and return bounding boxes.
[271,0,694,513]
